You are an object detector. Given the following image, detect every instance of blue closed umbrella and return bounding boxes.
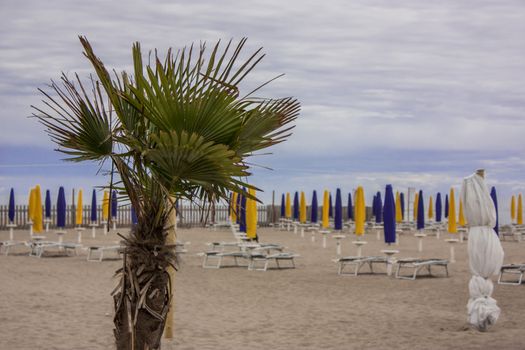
[45,190,51,219]
[347,192,353,220]
[131,206,138,225]
[239,191,247,233]
[91,189,97,222]
[57,187,66,228]
[111,190,118,218]
[329,193,333,218]
[400,192,405,220]
[236,191,242,224]
[280,194,285,218]
[383,185,396,244]
[435,193,442,222]
[417,190,425,230]
[490,186,499,236]
[8,188,15,223]
[334,188,343,230]
[372,194,377,218]
[445,194,449,218]
[311,190,318,223]
[293,191,299,221]
[375,191,382,223]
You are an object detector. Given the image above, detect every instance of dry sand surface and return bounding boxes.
[0,225,524,350]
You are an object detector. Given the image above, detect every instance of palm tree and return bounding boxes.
[33,37,300,349]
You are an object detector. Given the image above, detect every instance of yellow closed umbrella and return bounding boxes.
[511,195,516,223]
[76,189,83,226]
[354,186,365,236]
[33,185,43,233]
[517,194,523,225]
[102,190,110,221]
[285,193,291,218]
[413,192,419,222]
[230,192,238,222]
[28,188,36,223]
[322,190,329,228]
[428,195,434,221]
[246,188,257,239]
[448,188,457,233]
[395,191,402,223]
[458,200,467,226]
[299,191,307,223]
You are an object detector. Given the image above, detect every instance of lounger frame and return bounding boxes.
[498,264,525,285]
[395,259,449,280]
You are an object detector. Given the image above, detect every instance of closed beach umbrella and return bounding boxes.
[239,191,247,233]
[448,188,457,233]
[428,195,434,221]
[510,195,516,223]
[347,192,353,220]
[400,192,405,220]
[334,188,343,230]
[417,190,424,230]
[246,188,257,239]
[91,189,97,222]
[383,185,396,244]
[111,190,118,218]
[280,193,285,218]
[322,190,329,228]
[131,206,138,225]
[285,193,291,219]
[231,192,238,222]
[445,194,449,218]
[458,200,467,226]
[375,191,382,223]
[311,190,318,223]
[516,193,523,225]
[8,188,15,223]
[372,194,377,218]
[236,190,242,224]
[435,193,442,222]
[329,193,333,218]
[33,185,43,233]
[490,187,499,235]
[28,188,36,223]
[395,191,402,223]
[354,186,365,236]
[413,192,419,222]
[56,186,66,228]
[76,189,83,226]
[461,171,504,331]
[102,191,110,221]
[299,191,307,223]
[45,189,51,219]
[293,191,299,221]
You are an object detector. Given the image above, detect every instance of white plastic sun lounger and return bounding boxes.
[27,241,81,258]
[246,251,299,271]
[333,256,388,276]
[0,240,28,256]
[395,258,449,280]
[498,264,525,285]
[86,245,123,262]
[199,250,248,269]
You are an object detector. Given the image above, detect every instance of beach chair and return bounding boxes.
[27,240,81,258]
[246,249,299,271]
[0,240,28,256]
[333,256,388,276]
[498,264,525,285]
[395,258,449,280]
[199,250,248,268]
[86,245,124,262]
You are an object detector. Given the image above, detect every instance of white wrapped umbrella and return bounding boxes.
[460,170,504,331]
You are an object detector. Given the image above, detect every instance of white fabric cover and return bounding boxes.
[461,173,504,331]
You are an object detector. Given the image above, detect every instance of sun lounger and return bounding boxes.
[199,250,248,269]
[0,240,28,256]
[333,256,388,276]
[246,251,299,271]
[498,264,525,285]
[27,240,81,258]
[395,258,449,280]
[86,245,123,262]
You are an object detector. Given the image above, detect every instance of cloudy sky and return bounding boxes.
[1,0,524,222]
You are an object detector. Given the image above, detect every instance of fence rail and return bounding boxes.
[0,204,371,230]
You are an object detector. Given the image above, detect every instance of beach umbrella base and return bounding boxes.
[90,223,98,238]
[7,223,16,241]
[380,249,400,276]
[75,227,86,243]
[333,234,346,255]
[112,221,117,230]
[101,221,108,235]
[27,221,33,237]
[352,240,367,257]
[415,232,427,252]
[319,230,330,248]
[445,238,459,263]
[55,231,66,245]
[44,219,52,233]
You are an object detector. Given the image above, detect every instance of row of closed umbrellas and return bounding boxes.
[6,187,130,233]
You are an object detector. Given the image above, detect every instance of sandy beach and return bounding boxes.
[0,226,524,350]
